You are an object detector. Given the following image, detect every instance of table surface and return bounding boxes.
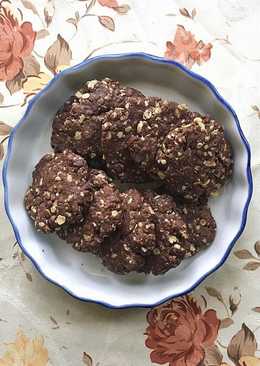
[0,0,260,365]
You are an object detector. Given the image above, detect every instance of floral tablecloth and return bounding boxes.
[1,0,260,365]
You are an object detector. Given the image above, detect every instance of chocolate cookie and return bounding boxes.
[127,98,179,176]
[178,203,216,255]
[58,171,122,253]
[143,191,203,274]
[100,189,202,275]
[156,116,233,200]
[120,189,156,255]
[101,237,145,275]
[24,151,90,233]
[144,252,183,275]
[101,98,150,182]
[51,78,143,163]
[101,96,176,182]
[51,103,102,162]
[78,78,144,112]
[100,189,156,274]
[143,191,177,214]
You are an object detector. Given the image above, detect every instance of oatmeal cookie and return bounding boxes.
[24,151,90,233]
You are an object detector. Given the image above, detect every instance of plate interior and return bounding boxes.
[5,56,249,307]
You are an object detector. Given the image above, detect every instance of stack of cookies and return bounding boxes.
[24,79,233,275]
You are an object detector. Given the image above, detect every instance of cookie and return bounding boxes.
[120,189,156,255]
[156,116,233,200]
[24,151,90,233]
[51,78,143,163]
[101,98,149,182]
[101,237,145,275]
[178,203,216,255]
[127,98,178,176]
[51,105,102,162]
[143,190,177,214]
[143,191,201,274]
[58,171,122,253]
[99,189,202,275]
[144,252,183,275]
[78,78,144,112]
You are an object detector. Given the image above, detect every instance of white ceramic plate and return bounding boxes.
[2,53,253,308]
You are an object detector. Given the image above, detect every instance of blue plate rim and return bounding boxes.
[2,52,253,309]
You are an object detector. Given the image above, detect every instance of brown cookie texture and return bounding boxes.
[156,115,233,200]
[24,151,90,233]
[51,104,102,162]
[144,253,183,276]
[101,96,177,182]
[142,190,203,274]
[58,172,122,254]
[99,189,185,275]
[51,78,143,163]
[100,237,145,275]
[178,203,216,254]
[146,200,189,275]
[97,189,156,274]
[120,189,156,255]
[101,98,150,182]
[86,169,112,192]
[143,190,177,214]
[79,78,144,111]
[127,98,178,176]
[99,189,207,276]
